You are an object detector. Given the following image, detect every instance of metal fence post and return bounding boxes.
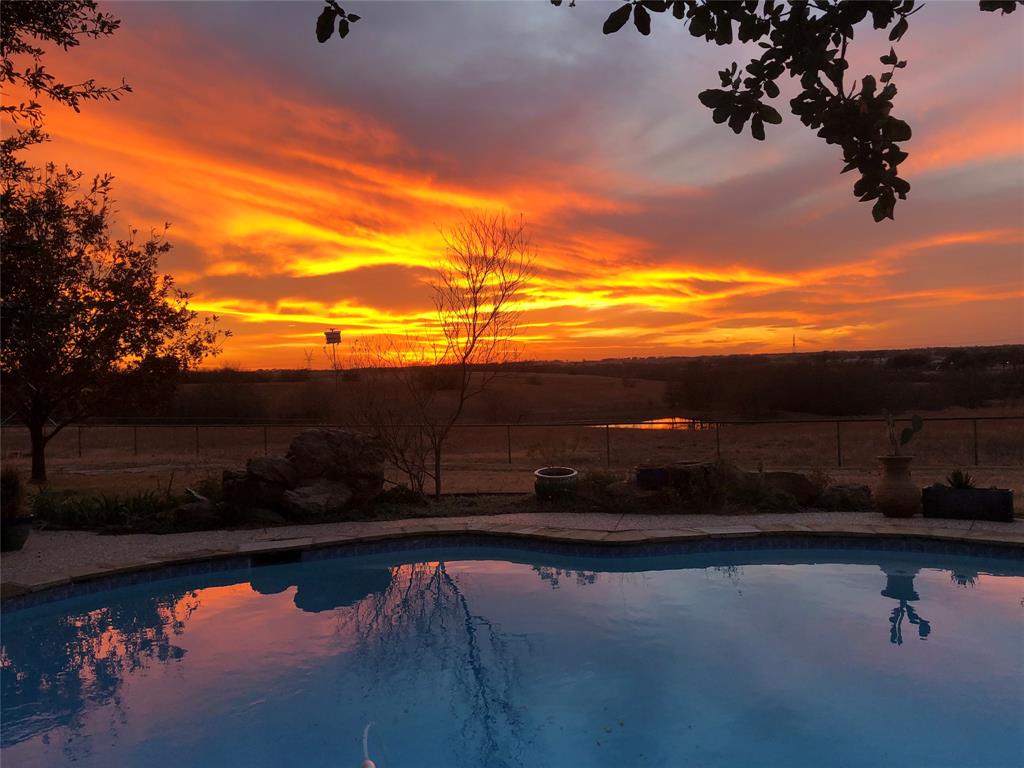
[715,423,721,461]
[835,421,842,468]
[973,418,979,466]
[605,424,611,467]
[506,425,512,465]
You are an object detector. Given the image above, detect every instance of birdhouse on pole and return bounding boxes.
[324,329,343,388]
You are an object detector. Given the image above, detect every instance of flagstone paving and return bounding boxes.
[2,510,1021,598]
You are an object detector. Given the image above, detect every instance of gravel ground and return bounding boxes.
[3,510,1021,588]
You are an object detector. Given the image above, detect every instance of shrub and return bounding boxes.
[946,469,976,489]
[578,469,622,495]
[377,484,427,505]
[32,489,177,532]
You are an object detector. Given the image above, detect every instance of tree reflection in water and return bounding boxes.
[531,565,597,589]
[0,590,201,754]
[950,569,979,588]
[334,562,532,768]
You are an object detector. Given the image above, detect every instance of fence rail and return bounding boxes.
[2,415,1022,470]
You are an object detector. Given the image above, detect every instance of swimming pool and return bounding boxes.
[2,538,1022,767]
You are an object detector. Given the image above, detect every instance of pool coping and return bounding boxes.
[2,520,1021,606]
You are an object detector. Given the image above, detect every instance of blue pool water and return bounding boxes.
[2,542,1022,767]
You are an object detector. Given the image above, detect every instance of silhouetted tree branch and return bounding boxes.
[351,212,534,498]
[314,0,1022,222]
[1,1,131,128]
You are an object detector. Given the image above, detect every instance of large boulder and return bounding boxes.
[221,429,385,517]
[283,481,354,519]
[286,428,385,503]
[223,473,289,509]
[172,500,223,531]
[665,461,752,510]
[246,456,298,489]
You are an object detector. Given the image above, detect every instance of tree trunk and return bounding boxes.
[28,419,47,483]
[433,447,443,500]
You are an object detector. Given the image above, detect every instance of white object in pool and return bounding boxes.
[361,722,376,768]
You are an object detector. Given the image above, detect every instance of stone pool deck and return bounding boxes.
[2,510,1022,599]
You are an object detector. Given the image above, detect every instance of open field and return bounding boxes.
[2,371,1021,509]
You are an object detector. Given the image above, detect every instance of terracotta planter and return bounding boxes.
[875,456,920,518]
[534,467,578,502]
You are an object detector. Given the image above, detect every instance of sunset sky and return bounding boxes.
[25,1,1024,368]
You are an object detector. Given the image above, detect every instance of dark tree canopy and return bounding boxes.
[0,1,225,481]
[0,162,228,481]
[0,0,130,126]
[315,0,1022,222]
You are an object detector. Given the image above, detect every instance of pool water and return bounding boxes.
[2,544,1022,767]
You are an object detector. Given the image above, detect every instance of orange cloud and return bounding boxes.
[12,2,1022,368]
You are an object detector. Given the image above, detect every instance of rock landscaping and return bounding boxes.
[597,461,871,514]
[209,428,386,523]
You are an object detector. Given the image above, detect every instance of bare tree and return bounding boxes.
[354,211,533,498]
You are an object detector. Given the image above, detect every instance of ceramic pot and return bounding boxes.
[534,467,578,502]
[875,456,920,518]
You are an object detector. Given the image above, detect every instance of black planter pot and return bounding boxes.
[921,485,1014,522]
[1,515,34,552]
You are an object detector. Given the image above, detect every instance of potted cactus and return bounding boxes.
[922,469,1014,522]
[1,467,33,551]
[874,413,923,518]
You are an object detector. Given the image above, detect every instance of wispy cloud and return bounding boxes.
[23,0,1024,366]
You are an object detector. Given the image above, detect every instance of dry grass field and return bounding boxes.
[2,372,1021,506]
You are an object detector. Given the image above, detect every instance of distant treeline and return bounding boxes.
[659,352,1022,418]
[95,345,1023,421]
[506,345,1024,418]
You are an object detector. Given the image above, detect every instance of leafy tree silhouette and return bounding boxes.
[0,1,132,164]
[315,0,1022,221]
[0,2,229,481]
[0,166,229,481]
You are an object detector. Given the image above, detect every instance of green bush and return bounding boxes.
[946,469,977,489]
[32,489,177,532]
[377,484,427,505]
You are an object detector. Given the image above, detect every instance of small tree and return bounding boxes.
[0,163,228,481]
[354,212,533,498]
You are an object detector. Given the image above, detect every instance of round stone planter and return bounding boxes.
[875,456,920,518]
[1,515,34,552]
[534,467,578,502]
